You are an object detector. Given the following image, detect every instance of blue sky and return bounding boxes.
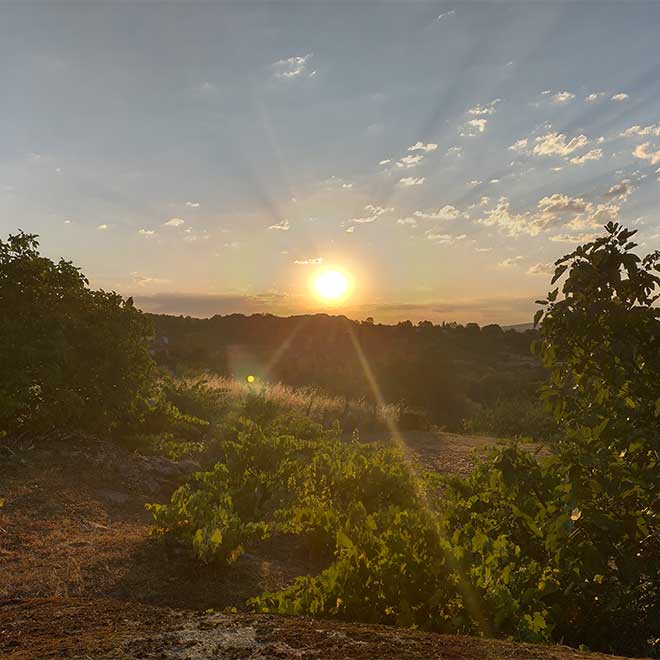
[2,2,660,324]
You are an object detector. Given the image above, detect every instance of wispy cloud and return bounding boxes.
[397,154,424,168]
[621,124,660,137]
[498,255,524,268]
[585,92,606,102]
[480,193,621,237]
[508,138,528,152]
[461,118,488,136]
[527,263,553,275]
[413,205,462,220]
[605,179,636,200]
[139,228,156,237]
[551,90,575,103]
[272,53,314,79]
[164,217,185,227]
[294,257,323,265]
[349,204,393,224]
[436,9,456,21]
[611,92,629,101]
[268,219,290,230]
[399,176,425,186]
[569,148,603,165]
[97,224,108,230]
[533,132,588,157]
[633,142,660,165]
[467,99,500,116]
[408,141,438,152]
[185,201,200,208]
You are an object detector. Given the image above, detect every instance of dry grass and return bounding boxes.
[190,375,398,431]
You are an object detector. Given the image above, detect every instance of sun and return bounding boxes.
[313,269,350,302]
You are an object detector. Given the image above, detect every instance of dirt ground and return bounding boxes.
[0,432,641,660]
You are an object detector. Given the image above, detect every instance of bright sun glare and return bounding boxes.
[313,270,350,302]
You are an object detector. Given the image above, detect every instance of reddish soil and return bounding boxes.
[0,434,643,659]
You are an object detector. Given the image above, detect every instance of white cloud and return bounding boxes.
[621,124,660,138]
[185,201,200,208]
[551,91,575,103]
[183,229,209,242]
[533,132,588,157]
[426,232,459,244]
[550,232,599,243]
[569,148,603,165]
[379,159,392,165]
[461,118,488,136]
[164,217,185,227]
[447,146,462,156]
[413,205,462,221]
[527,263,553,276]
[294,257,323,265]
[349,204,393,224]
[272,53,313,79]
[341,183,353,189]
[397,217,418,227]
[633,142,660,165]
[268,219,290,230]
[131,273,170,287]
[399,177,425,186]
[585,92,606,102]
[468,99,500,116]
[437,9,456,21]
[468,196,490,209]
[397,154,424,168]
[498,256,524,268]
[480,193,621,237]
[508,138,528,153]
[97,224,108,230]
[345,226,354,233]
[605,180,635,200]
[611,92,629,102]
[408,141,438,152]
[139,229,156,237]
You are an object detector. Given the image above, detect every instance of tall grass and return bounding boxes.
[185,375,396,432]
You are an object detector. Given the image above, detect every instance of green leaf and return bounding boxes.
[551,264,568,284]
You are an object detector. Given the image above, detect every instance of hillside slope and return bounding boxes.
[0,435,643,660]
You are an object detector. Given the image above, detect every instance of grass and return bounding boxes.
[186,374,398,432]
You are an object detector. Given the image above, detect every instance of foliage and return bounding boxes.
[150,224,660,656]
[147,415,419,565]
[462,396,558,441]
[444,223,660,655]
[149,309,544,432]
[0,232,154,435]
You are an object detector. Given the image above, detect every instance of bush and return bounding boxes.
[147,224,660,656]
[0,232,154,435]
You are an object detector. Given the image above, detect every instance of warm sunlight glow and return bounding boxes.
[313,270,350,302]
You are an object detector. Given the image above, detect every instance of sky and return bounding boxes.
[2,1,660,325]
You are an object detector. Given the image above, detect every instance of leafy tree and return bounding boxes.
[0,231,155,435]
[444,223,660,655]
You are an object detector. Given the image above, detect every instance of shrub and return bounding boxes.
[0,232,154,435]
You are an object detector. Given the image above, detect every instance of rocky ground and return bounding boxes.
[0,433,641,660]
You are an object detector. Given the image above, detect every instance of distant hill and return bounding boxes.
[502,322,535,332]
[148,312,544,431]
